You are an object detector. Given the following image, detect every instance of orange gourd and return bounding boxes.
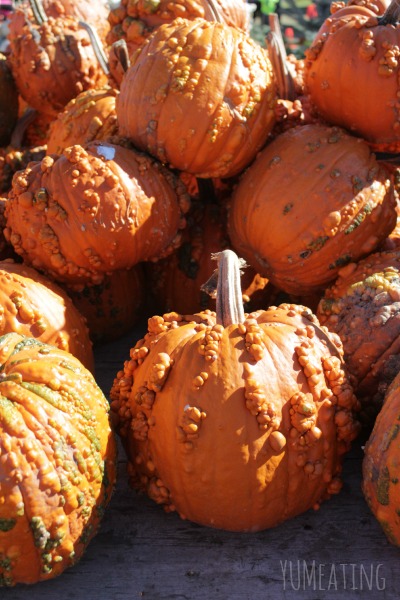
[0,332,117,585]
[110,250,360,532]
[3,141,190,285]
[228,124,397,295]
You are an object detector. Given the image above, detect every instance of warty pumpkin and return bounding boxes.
[46,86,119,155]
[304,0,400,152]
[0,259,94,372]
[116,17,277,179]
[7,0,109,118]
[228,123,397,295]
[3,140,190,285]
[106,0,249,86]
[317,249,400,428]
[110,249,360,532]
[363,368,400,546]
[0,332,117,586]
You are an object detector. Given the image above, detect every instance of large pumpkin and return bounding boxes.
[304,0,400,152]
[116,17,277,179]
[363,369,400,546]
[0,259,94,372]
[317,250,400,427]
[228,124,397,295]
[110,250,360,532]
[3,141,190,285]
[0,332,117,585]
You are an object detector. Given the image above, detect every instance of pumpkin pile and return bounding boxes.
[0,0,400,584]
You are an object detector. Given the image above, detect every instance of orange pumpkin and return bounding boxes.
[0,332,117,585]
[110,250,360,532]
[228,124,397,295]
[0,259,94,372]
[363,368,400,546]
[304,0,400,152]
[3,141,190,285]
[317,250,400,427]
[47,86,119,155]
[116,17,277,179]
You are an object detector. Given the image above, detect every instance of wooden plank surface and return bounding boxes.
[5,326,400,600]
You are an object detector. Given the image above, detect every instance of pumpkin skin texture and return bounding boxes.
[110,251,360,532]
[106,0,249,86]
[317,250,400,428]
[228,124,397,296]
[0,332,117,586]
[0,260,94,372]
[303,0,400,152]
[62,265,146,344]
[3,141,190,285]
[7,12,108,118]
[363,370,400,547]
[116,18,277,179]
[46,86,119,155]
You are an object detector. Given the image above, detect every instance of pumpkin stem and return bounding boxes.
[112,39,131,74]
[78,21,110,75]
[204,0,222,23]
[378,0,400,25]
[29,0,48,24]
[265,13,296,101]
[202,250,246,326]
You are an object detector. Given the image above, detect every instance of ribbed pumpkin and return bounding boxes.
[0,332,117,586]
[110,250,360,532]
[0,259,94,372]
[63,265,146,344]
[106,0,249,84]
[304,0,400,152]
[363,369,400,546]
[116,17,277,179]
[228,124,397,295]
[47,86,119,155]
[317,250,400,427]
[3,141,190,285]
[7,1,108,118]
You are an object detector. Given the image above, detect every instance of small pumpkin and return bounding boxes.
[317,249,400,428]
[304,0,400,152]
[0,259,94,372]
[0,332,117,586]
[3,140,190,285]
[363,368,400,546]
[110,249,360,532]
[46,86,119,155]
[228,124,397,295]
[116,17,277,179]
[7,0,108,118]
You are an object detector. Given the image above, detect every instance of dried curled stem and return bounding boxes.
[201,250,246,326]
[29,0,48,24]
[79,21,109,75]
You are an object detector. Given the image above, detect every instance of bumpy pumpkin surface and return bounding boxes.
[3,141,190,285]
[116,17,277,179]
[228,124,397,295]
[363,369,400,546]
[0,332,117,586]
[317,250,400,427]
[47,86,119,155]
[304,0,400,152]
[0,260,94,372]
[106,0,249,86]
[7,10,108,117]
[110,250,360,532]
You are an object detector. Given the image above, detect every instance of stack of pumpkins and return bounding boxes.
[0,0,400,586]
